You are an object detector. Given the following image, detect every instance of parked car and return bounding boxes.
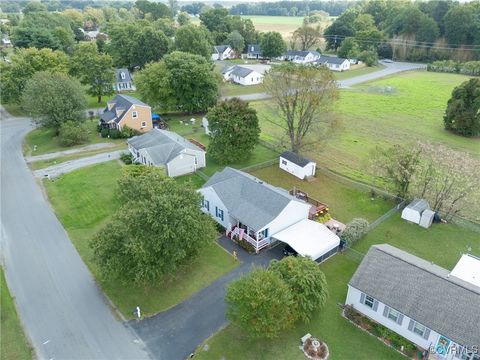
[282,244,298,257]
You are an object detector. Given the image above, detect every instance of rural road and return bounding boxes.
[33,149,124,178]
[26,142,118,162]
[0,111,150,360]
[221,60,426,101]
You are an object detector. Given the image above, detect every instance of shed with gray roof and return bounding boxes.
[346,244,480,355]
[279,151,316,179]
[128,129,206,177]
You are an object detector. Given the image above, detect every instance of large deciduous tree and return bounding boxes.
[22,71,86,132]
[207,98,260,164]
[226,30,245,54]
[0,47,69,104]
[135,0,172,20]
[443,78,480,137]
[263,63,338,153]
[70,43,115,103]
[90,166,216,283]
[175,24,212,59]
[269,256,328,323]
[136,51,218,113]
[259,31,287,59]
[225,268,295,339]
[292,21,322,51]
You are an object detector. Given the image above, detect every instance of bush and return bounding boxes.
[109,129,122,139]
[120,152,134,165]
[340,218,369,246]
[358,50,378,67]
[236,238,256,253]
[100,128,109,138]
[121,126,140,139]
[58,121,89,147]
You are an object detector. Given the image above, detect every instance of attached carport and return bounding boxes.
[273,219,340,262]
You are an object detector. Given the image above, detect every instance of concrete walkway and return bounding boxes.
[26,142,119,162]
[33,150,124,178]
[130,237,284,360]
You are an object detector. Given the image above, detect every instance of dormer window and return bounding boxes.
[121,72,126,80]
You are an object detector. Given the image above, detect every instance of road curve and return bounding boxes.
[0,114,150,360]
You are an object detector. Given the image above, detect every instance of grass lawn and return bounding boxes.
[220,82,265,97]
[1,268,32,360]
[250,166,393,224]
[333,64,385,80]
[43,161,238,318]
[28,143,127,170]
[24,120,125,156]
[252,71,480,183]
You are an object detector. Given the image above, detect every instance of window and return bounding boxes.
[132,111,138,119]
[141,121,146,128]
[121,72,126,80]
[413,322,426,337]
[281,159,287,165]
[387,308,400,322]
[203,199,209,211]
[258,228,269,240]
[364,295,375,308]
[215,207,224,221]
[194,157,198,165]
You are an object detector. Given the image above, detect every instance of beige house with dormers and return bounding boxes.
[99,95,152,132]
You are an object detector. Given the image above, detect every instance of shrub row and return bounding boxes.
[427,60,480,76]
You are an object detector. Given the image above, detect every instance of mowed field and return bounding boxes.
[252,71,480,182]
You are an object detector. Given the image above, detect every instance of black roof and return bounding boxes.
[247,44,262,55]
[280,151,313,167]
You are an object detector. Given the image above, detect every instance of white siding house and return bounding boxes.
[211,45,235,61]
[226,66,263,85]
[346,244,480,360]
[279,151,316,180]
[128,129,206,177]
[283,50,321,64]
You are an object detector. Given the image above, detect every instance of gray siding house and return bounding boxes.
[114,68,135,92]
[346,244,480,360]
[128,129,206,177]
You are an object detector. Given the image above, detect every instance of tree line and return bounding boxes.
[326,0,480,62]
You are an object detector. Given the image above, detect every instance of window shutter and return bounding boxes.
[215,206,218,217]
[408,319,414,331]
[372,300,379,312]
[360,293,365,304]
[397,313,404,325]
[423,328,431,340]
[383,305,390,318]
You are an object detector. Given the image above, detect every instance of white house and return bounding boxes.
[279,151,316,180]
[283,50,321,64]
[401,199,430,224]
[114,68,135,92]
[128,129,206,177]
[316,55,351,71]
[211,45,235,61]
[224,65,263,86]
[346,244,480,360]
[198,168,340,260]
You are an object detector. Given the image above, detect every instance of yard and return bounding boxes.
[1,268,32,360]
[24,120,125,156]
[220,81,265,97]
[332,63,385,80]
[251,71,480,182]
[43,161,238,318]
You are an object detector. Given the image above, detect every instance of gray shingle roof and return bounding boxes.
[115,68,132,83]
[405,199,430,212]
[247,44,262,55]
[317,55,348,65]
[286,50,320,58]
[280,151,313,167]
[128,129,205,165]
[349,244,480,348]
[230,66,254,78]
[101,95,149,124]
[214,45,230,54]
[202,167,305,230]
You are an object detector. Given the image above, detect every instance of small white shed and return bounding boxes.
[401,199,430,224]
[419,209,435,229]
[279,151,316,180]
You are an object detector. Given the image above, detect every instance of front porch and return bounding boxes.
[226,222,270,253]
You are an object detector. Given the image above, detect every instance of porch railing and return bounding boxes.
[229,227,270,253]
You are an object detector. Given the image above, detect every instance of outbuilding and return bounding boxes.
[272,219,340,262]
[279,151,316,180]
[401,199,430,224]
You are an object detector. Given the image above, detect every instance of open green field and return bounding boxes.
[24,120,125,156]
[252,71,480,182]
[43,161,238,318]
[1,268,32,360]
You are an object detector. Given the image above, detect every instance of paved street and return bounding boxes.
[33,149,124,178]
[130,237,284,360]
[1,113,150,360]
